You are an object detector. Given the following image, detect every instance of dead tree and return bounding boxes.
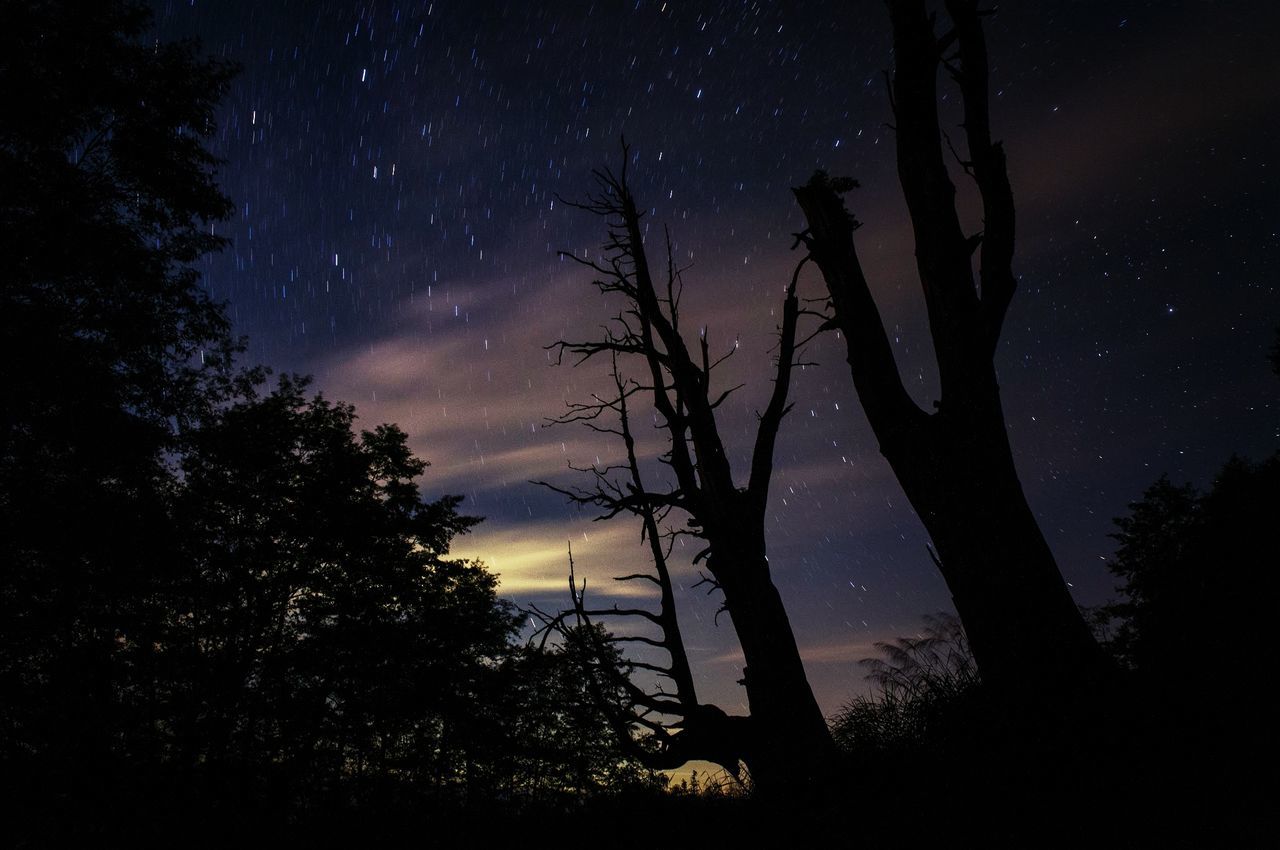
[792,0,1107,696]
[543,152,835,790]
[529,360,749,778]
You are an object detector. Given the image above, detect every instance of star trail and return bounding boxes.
[155,0,1280,714]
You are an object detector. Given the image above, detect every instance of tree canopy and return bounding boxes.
[1,0,242,783]
[162,376,518,802]
[1105,454,1280,682]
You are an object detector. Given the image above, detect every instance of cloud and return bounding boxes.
[705,637,881,667]
[312,242,906,505]
[455,516,668,600]
[315,271,635,490]
[798,639,881,665]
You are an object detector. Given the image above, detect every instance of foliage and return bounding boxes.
[670,768,750,799]
[0,0,241,780]
[829,613,979,755]
[1099,477,1197,668]
[484,625,667,802]
[0,0,240,435]
[159,376,517,802]
[1103,454,1280,681]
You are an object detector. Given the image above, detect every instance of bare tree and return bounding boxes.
[792,0,1107,695]
[528,359,749,779]
[540,151,835,790]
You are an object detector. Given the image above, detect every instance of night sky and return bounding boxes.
[155,0,1279,716]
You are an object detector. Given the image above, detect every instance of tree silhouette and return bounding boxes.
[0,0,240,795]
[791,0,1106,695]
[492,621,670,801]
[1092,453,1277,847]
[163,375,520,805]
[544,154,835,790]
[829,613,977,757]
[1105,455,1279,682]
[529,362,750,780]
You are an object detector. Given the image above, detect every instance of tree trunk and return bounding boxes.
[892,388,1106,692]
[792,0,1109,698]
[714,537,834,787]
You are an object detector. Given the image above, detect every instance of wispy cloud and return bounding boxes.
[455,516,667,600]
[706,637,882,667]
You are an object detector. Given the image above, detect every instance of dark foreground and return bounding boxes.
[9,687,1269,850]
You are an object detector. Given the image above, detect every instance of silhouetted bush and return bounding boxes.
[829,613,979,756]
[1103,453,1279,691]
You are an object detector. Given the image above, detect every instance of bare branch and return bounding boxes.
[944,0,1017,355]
[748,254,807,502]
[886,0,983,390]
[614,572,661,586]
[544,143,837,780]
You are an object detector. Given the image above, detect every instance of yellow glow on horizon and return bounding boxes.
[457,519,662,599]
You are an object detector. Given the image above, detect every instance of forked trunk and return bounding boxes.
[792,0,1110,700]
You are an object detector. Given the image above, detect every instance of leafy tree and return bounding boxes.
[1100,477,1197,669]
[483,626,667,802]
[158,376,518,806]
[1105,455,1280,683]
[0,0,239,784]
[1092,455,1277,847]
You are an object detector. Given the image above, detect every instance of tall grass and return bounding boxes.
[829,613,979,754]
